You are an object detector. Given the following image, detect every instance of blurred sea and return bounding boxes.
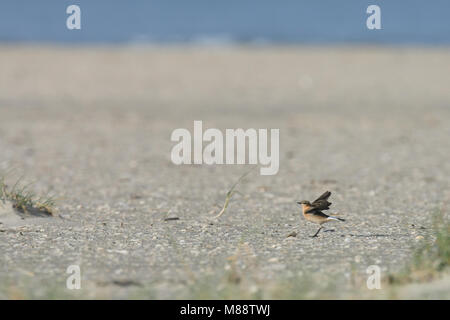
[1,0,449,45]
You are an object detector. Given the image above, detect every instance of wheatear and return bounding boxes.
[297,191,345,237]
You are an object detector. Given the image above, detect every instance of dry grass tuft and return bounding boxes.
[0,176,55,216]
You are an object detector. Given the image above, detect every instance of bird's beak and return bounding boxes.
[296,201,302,206]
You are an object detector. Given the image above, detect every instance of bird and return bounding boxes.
[297,191,345,237]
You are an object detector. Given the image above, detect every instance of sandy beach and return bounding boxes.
[0,46,449,298]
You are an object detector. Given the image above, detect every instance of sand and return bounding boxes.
[0,45,449,298]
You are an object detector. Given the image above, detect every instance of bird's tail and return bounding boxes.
[327,216,345,222]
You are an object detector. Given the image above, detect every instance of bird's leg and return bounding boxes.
[311,226,323,238]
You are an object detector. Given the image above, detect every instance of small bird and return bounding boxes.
[297,191,345,237]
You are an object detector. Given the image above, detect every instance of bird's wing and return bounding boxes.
[304,205,327,213]
[311,199,331,211]
[305,210,329,219]
[311,191,332,211]
[313,191,331,203]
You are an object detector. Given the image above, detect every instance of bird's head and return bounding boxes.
[296,200,311,207]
